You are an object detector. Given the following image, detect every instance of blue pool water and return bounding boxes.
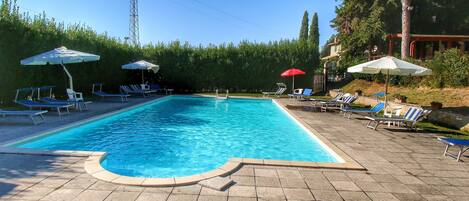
[14,96,340,178]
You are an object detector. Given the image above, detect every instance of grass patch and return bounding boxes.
[417,121,469,139]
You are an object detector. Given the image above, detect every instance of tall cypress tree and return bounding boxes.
[1,0,10,17]
[309,12,319,51]
[299,10,309,41]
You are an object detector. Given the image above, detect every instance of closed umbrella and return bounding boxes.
[347,56,432,106]
[281,68,306,93]
[20,46,100,91]
[122,60,159,84]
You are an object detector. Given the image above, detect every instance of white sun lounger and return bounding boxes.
[0,109,47,125]
[262,83,287,97]
[365,107,431,130]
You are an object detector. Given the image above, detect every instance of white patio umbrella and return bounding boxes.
[347,56,432,105]
[122,60,159,84]
[20,46,100,91]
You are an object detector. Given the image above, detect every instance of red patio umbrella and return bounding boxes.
[281,68,305,93]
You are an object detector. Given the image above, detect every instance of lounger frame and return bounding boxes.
[93,92,129,103]
[0,110,47,125]
[16,100,72,116]
[365,109,431,130]
[40,97,91,111]
[341,102,385,119]
[439,138,469,162]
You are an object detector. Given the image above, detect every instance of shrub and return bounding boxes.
[428,49,469,88]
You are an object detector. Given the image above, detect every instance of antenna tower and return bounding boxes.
[129,0,140,46]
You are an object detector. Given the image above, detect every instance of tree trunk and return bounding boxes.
[401,0,411,59]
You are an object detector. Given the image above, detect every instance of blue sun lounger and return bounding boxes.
[341,102,385,119]
[40,97,92,111]
[0,109,47,125]
[94,91,129,102]
[92,83,129,103]
[16,100,73,116]
[120,85,151,97]
[439,138,469,162]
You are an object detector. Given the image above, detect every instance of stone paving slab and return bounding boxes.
[198,177,234,191]
[0,98,469,200]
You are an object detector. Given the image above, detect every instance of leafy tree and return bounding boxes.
[333,0,392,59]
[299,10,309,41]
[411,0,469,35]
[333,0,469,61]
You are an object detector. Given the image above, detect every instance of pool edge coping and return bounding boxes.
[272,99,365,170]
[0,148,365,187]
[0,96,366,187]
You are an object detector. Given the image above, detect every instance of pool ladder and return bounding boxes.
[215,89,229,100]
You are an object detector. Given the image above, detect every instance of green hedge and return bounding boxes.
[0,5,318,102]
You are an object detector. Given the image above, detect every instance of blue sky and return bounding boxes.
[17,0,340,47]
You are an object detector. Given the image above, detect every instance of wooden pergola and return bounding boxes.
[387,34,469,59]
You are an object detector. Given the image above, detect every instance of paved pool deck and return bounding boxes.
[1,97,469,200]
[0,96,163,145]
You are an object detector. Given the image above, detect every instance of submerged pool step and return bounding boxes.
[198,176,234,191]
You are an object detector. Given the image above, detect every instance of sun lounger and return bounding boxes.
[319,95,357,112]
[308,92,344,102]
[130,84,157,93]
[365,107,431,130]
[0,109,47,125]
[289,88,313,99]
[262,83,287,98]
[289,88,303,97]
[40,97,92,111]
[372,92,386,98]
[92,83,129,103]
[150,84,174,95]
[15,100,73,116]
[341,102,385,119]
[438,138,469,162]
[94,91,129,103]
[120,85,151,97]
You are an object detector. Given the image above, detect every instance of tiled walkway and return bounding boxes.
[0,97,163,145]
[1,98,469,201]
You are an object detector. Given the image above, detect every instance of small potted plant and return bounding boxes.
[355,89,363,96]
[430,101,443,110]
[393,94,407,103]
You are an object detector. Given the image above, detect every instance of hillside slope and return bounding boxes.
[341,80,469,107]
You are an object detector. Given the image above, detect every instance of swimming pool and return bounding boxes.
[13,96,341,178]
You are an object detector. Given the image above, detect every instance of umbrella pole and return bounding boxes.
[384,70,390,108]
[292,75,295,93]
[61,63,73,91]
[141,69,145,85]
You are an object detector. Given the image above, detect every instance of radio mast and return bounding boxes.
[129,0,140,46]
